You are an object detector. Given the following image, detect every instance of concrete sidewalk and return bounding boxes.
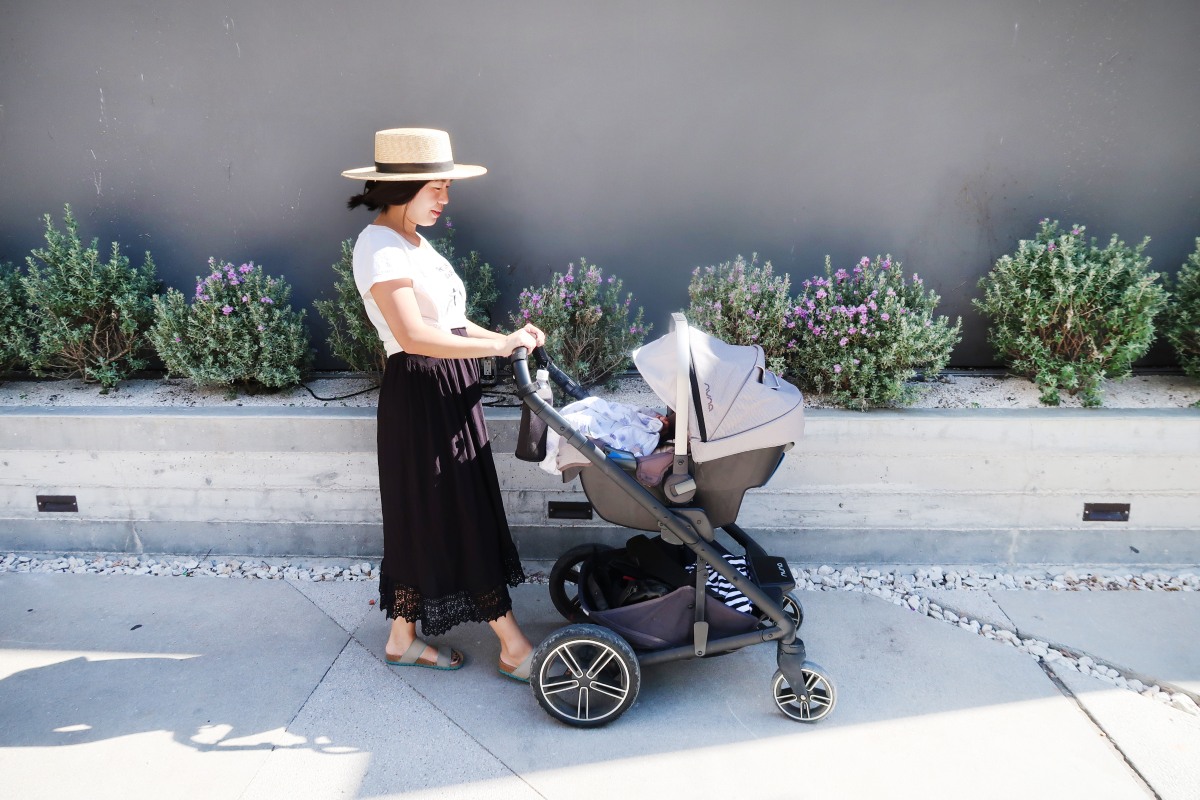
[1,568,1197,800]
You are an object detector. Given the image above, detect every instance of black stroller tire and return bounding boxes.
[548,543,613,622]
[530,624,641,728]
[781,592,805,629]
[758,591,804,631]
[771,662,836,723]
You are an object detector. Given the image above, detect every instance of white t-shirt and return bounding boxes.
[351,225,469,356]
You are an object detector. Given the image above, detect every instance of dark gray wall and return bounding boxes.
[3,1,1198,367]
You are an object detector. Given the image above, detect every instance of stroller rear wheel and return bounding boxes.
[781,592,805,629]
[530,624,640,728]
[548,543,613,622]
[771,662,836,723]
[758,591,804,631]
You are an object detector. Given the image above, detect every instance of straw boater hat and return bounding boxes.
[341,128,487,181]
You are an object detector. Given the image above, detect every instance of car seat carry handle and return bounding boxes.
[671,313,690,472]
[665,313,698,504]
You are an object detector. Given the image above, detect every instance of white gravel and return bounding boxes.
[1,371,1197,409]
[3,552,1196,715]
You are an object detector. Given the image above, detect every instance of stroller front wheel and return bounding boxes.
[530,624,641,728]
[771,662,836,723]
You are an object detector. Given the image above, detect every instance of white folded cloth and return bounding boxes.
[540,396,664,475]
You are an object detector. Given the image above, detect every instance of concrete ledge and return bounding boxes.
[2,405,1198,565]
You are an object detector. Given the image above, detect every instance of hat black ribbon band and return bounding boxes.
[375,160,454,174]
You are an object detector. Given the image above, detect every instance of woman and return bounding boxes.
[343,128,543,681]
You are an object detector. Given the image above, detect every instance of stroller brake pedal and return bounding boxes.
[693,620,709,657]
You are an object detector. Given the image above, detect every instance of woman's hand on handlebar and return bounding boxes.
[503,326,539,356]
[522,323,546,348]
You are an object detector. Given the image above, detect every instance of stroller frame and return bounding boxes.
[511,314,833,726]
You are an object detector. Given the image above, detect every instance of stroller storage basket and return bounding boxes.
[576,549,760,651]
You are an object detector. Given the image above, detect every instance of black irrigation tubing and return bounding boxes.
[299,382,380,402]
[298,381,522,406]
[481,391,522,407]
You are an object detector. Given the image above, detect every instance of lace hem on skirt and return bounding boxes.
[379,558,526,637]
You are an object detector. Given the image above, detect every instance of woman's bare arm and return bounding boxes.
[371,279,535,359]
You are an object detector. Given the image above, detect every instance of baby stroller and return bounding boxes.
[511,313,836,728]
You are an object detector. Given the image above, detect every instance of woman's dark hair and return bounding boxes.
[347,180,428,212]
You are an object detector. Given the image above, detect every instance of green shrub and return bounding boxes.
[150,259,311,395]
[686,254,793,374]
[787,255,961,410]
[974,220,1168,406]
[428,216,499,325]
[1164,239,1200,381]
[513,259,649,389]
[313,240,387,379]
[0,261,31,377]
[20,205,158,390]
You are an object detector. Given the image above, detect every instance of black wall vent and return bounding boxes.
[1083,503,1130,522]
[37,495,79,513]
[548,501,593,520]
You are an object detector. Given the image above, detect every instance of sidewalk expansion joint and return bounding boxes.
[793,565,1200,718]
[1039,660,1161,800]
[366,645,550,800]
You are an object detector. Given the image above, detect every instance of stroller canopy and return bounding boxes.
[632,318,804,463]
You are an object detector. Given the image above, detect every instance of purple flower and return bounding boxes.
[816,289,827,300]
[221,305,234,315]
[239,263,254,274]
[1048,243,1056,251]
[257,324,265,331]
[241,295,250,303]
[881,313,890,321]
[833,364,842,374]
[173,335,181,343]
[260,297,274,304]
[839,337,849,347]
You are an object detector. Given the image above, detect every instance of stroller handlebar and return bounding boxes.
[508,347,590,402]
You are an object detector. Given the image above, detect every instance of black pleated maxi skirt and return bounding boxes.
[376,331,524,637]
